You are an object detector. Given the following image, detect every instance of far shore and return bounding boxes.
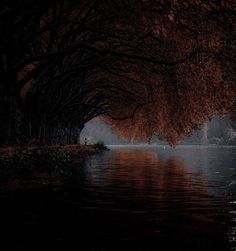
[108,144,236,148]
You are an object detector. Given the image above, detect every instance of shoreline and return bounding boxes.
[0,144,108,191]
[108,144,236,148]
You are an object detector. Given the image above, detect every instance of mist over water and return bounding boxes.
[0,146,236,250]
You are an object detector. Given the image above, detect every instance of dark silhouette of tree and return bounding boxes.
[0,0,235,145]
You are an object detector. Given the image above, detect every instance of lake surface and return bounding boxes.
[0,145,236,250]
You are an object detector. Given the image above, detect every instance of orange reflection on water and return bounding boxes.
[103,149,209,197]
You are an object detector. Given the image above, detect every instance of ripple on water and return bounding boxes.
[0,146,236,251]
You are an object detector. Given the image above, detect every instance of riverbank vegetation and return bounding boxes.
[0,143,108,189]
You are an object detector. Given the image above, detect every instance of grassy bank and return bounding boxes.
[0,143,108,190]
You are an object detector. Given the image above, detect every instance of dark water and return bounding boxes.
[0,146,236,251]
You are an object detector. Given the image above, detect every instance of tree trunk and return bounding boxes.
[77,126,84,145]
[202,122,208,145]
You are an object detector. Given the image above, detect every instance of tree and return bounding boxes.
[0,0,235,146]
[104,0,236,146]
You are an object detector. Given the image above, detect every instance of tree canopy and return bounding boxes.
[0,0,235,145]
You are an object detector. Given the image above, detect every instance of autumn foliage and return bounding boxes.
[103,0,236,145]
[0,0,235,145]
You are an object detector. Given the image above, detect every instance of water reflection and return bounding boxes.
[85,150,209,201]
[75,147,235,250]
[0,146,235,251]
